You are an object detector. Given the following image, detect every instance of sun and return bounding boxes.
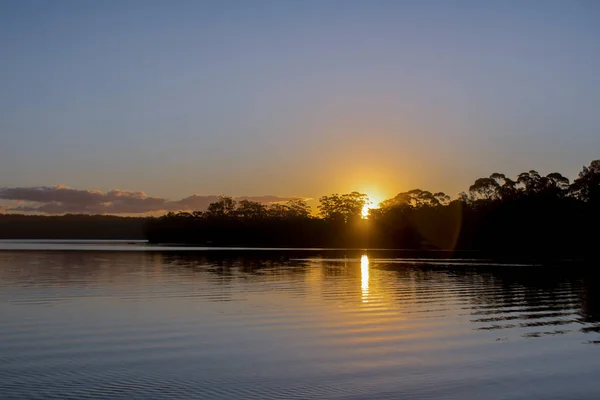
[361,195,382,218]
[361,203,370,218]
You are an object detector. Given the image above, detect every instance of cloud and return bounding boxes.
[0,186,304,215]
[174,195,222,211]
[0,185,103,205]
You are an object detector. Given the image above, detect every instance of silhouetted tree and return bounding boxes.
[380,189,449,209]
[571,160,600,203]
[266,199,311,219]
[205,196,236,217]
[517,170,543,194]
[267,203,289,219]
[236,200,267,219]
[318,192,367,222]
[138,158,600,257]
[285,199,312,218]
[469,177,501,201]
[0,214,148,239]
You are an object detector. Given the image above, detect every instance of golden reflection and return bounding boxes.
[361,254,369,302]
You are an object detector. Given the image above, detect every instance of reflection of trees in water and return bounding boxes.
[578,276,600,335]
[0,251,312,283]
[159,252,311,277]
[2,251,600,338]
[152,252,314,303]
[374,262,600,340]
[0,251,314,303]
[0,251,158,288]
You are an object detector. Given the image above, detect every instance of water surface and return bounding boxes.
[1,246,599,399]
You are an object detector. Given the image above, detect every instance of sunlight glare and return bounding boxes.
[361,203,370,218]
[361,254,369,303]
[361,195,381,218]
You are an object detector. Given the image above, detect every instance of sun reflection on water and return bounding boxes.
[361,254,369,303]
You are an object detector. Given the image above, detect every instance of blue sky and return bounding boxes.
[1,0,599,211]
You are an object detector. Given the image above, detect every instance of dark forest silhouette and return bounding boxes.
[0,214,147,239]
[145,160,600,256]
[2,159,599,256]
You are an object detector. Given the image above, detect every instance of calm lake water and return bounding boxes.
[1,241,599,399]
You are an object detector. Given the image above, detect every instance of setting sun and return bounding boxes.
[361,195,382,218]
[361,203,370,218]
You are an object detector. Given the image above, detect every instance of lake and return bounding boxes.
[1,241,599,399]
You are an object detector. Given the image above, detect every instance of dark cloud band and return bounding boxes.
[0,185,303,215]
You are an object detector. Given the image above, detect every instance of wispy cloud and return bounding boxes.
[0,185,304,215]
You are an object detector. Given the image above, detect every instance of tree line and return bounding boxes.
[1,160,597,254]
[0,214,147,239]
[146,160,600,256]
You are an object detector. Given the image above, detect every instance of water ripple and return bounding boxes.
[1,250,599,399]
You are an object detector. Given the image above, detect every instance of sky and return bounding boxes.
[1,0,599,214]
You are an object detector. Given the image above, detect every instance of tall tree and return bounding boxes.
[235,200,267,219]
[285,199,311,218]
[381,189,448,209]
[205,196,236,217]
[469,178,501,201]
[570,160,600,203]
[318,192,367,222]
